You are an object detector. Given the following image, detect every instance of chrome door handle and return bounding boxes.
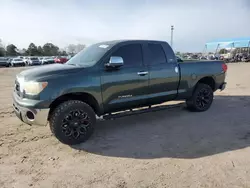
[137,71,148,76]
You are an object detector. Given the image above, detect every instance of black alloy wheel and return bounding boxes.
[61,110,91,139]
[195,87,213,110]
[49,100,96,145]
[186,83,214,112]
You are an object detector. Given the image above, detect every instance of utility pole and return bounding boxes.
[171,25,174,48]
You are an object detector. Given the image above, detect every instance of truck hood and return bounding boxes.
[18,64,81,81]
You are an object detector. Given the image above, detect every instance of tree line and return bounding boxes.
[0,39,86,57]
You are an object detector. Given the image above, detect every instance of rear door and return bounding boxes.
[101,43,149,113]
[144,42,179,104]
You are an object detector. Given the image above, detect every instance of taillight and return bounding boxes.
[222,63,227,72]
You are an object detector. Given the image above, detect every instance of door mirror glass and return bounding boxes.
[105,56,124,68]
[176,56,183,62]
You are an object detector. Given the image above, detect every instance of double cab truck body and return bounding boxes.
[12,40,227,145]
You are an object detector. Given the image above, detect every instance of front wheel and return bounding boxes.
[186,83,214,112]
[49,100,96,145]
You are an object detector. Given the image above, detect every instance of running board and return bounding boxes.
[101,103,184,120]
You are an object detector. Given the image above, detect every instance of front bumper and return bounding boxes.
[12,93,49,126]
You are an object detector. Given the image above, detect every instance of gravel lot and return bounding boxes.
[1,63,250,188]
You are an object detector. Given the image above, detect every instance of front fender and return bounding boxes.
[39,69,103,111]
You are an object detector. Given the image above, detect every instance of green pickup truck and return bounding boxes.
[13,40,227,145]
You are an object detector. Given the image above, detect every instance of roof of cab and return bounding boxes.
[96,39,167,45]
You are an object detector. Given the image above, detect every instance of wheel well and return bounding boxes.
[197,77,215,91]
[48,92,100,119]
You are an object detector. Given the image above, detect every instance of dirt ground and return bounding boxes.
[1,63,250,188]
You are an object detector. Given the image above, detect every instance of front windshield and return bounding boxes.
[66,43,114,67]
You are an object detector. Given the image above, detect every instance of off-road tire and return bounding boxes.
[186,83,214,112]
[49,100,96,145]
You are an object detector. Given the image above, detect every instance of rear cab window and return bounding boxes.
[147,43,167,65]
[111,43,143,67]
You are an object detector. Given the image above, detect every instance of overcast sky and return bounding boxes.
[1,0,250,52]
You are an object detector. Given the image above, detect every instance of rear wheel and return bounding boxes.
[186,83,214,112]
[49,100,96,145]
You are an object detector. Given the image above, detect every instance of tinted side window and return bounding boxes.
[112,44,143,67]
[148,43,167,65]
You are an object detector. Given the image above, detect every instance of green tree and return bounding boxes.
[37,46,43,56]
[59,50,68,56]
[6,44,18,56]
[0,39,5,56]
[43,43,59,56]
[66,44,85,54]
[0,48,5,57]
[22,48,28,56]
[27,43,38,56]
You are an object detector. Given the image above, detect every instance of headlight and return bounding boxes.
[23,81,48,95]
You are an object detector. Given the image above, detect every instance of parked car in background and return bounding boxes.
[22,57,28,63]
[54,56,68,64]
[9,58,25,67]
[200,56,208,60]
[241,54,250,62]
[17,56,24,59]
[67,55,74,60]
[0,57,9,67]
[41,57,55,65]
[6,58,13,67]
[38,57,44,64]
[25,57,41,66]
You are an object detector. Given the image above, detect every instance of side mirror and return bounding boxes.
[105,56,124,68]
[176,57,183,62]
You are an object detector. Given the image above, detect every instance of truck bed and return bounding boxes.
[177,60,226,97]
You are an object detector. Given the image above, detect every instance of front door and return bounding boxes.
[101,43,149,113]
